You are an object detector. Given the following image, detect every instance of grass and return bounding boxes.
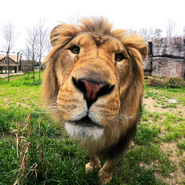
[144,84,185,106]
[0,74,185,184]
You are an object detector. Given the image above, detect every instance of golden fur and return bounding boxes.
[41,17,148,184]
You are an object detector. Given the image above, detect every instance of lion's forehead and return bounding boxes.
[70,33,125,54]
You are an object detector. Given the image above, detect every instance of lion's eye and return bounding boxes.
[115,53,126,62]
[69,45,80,54]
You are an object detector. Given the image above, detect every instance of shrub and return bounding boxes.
[147,77,185,88]
[147,77,165,87]
[164,77,185,88]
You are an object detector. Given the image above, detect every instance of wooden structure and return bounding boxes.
[0,54,20,74]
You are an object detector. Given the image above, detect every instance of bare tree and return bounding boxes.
[45,34,52,53]
[37,18,49,79]
[1,20,19,51]
[166,18,176,37]
[129,27,163,40]
[138,27,153,41]
[152,28,163,38]
[1,20,19,82]
[25,26,38,83]
[25,19,49,82]
[24,44,32,78]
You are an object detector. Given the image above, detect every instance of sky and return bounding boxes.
[0,0,185,56]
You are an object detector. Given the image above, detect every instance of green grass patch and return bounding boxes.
[1,74,185,184]
[135,123,161,145]
[177,140,185,150]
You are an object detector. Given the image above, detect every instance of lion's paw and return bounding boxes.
[85,162,93,172]
[85,160,101,172]
[129,141,134,148]
[98,168,112,184]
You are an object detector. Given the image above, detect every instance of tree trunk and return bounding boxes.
[7,49,10,82]
[32,60,35,83]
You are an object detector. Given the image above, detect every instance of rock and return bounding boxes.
[143,37,185,79]
[152,37,185,58]
[143,55,151,71]
[152,57,185,78]
[143,41,153,75]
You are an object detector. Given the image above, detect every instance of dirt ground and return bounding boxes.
[143,97,185,185]
[143,97,185,118]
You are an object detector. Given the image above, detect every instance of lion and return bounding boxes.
[41,17,148,184]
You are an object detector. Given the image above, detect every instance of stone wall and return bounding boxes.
[143,37,185,79]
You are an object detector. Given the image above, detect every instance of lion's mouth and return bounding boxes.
[65,116,104,140]
[70,116,103,128]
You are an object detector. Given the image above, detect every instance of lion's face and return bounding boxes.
[42,18,147,142]
[56,33,130,139]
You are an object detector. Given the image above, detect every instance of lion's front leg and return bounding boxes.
[98,156,122,184]
[85,153,101,172]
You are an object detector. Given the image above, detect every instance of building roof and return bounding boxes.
[0,54,21,63]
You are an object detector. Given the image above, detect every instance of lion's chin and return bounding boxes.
[65,117,104,141]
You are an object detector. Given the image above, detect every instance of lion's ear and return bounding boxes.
[122,34,148,62]
[50,25,63,47]
[50,23,79,47]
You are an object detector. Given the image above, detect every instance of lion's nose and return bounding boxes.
[72,77,114,108]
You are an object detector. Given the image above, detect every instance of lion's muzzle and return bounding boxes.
[72,77,114,108]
